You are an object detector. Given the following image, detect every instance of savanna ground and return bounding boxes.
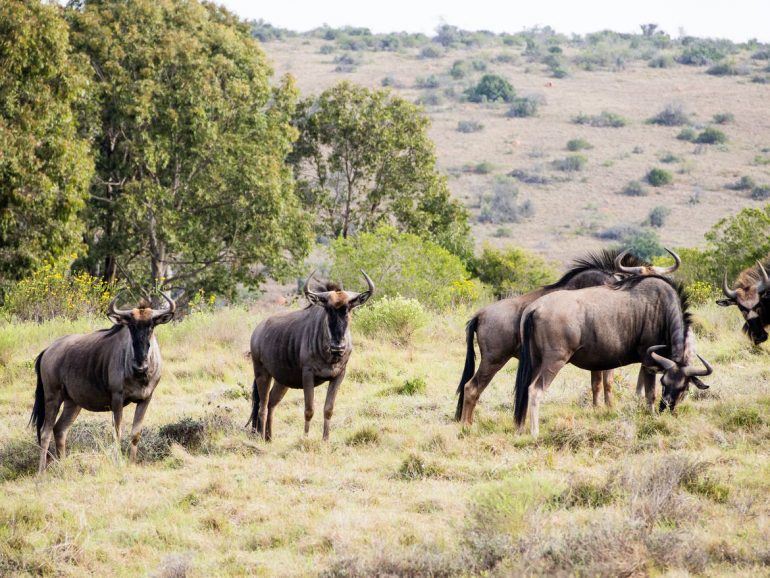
[268,36,770,262]
[1,300,768,576]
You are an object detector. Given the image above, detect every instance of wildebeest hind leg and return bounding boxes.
[461,358,505,426]
[266,382,288,441]
[590,371,602,407]
[529,358,567,439]
[602,370,614,408]
[254,372,272,439]
[53,399,81,460]
[38,393,63,473]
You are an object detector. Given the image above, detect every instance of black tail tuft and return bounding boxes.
[30,351,46,444]
[246,379,261,434]
[514,312,536,427]
[455,316,478,421]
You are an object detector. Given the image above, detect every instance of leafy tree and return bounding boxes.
[471,245,556,298]
[0,0,93,295]
[705,206,770,281]
[290,81,470,258]
[466,74,515,103]
[67,0,309,296]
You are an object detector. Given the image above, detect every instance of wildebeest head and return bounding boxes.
[304,270,375,358]
[614,248,681,277]
[107,291,176,377]
[717,261,770,345]
[645,345,713,412]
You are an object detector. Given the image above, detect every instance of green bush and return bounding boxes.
[506,96,539,117]
[620,228,665,261]
[695,127,727,144]
[472,244,557,298]
[706,62,741,76]
[751,185,770,200]
[353,295,428,345]
[457,120,484,133]
[648,103,689,126]
[646,206,671,228]
[466,74,515,103]
[573,111,627,128]
[415,75,440,89]
[449,60,468,79]
[396,377,428,396]
[1,256,113,322]
[330,226,475,310]
[713,112,734,124]
[621,180,647,197]
[646,168,673,187]
[566,138,592,151]
[677,127,697,142]
[727,175,755,191]
[705,206,770,283]
[552,155,587,172]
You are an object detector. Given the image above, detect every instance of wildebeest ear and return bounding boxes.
[690,377,709,390]
[715,298,735,307]
[153,310,175,325]
[348,291,372,309]
[108,312,130,325]
[306,292,325,306]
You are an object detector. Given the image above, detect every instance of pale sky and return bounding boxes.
[216,0,770,42]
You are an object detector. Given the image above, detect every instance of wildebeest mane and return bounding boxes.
[543,248,650,290]
[735,255,770,288]
[95,324,125,338]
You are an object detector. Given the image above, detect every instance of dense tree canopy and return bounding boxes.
[290,81,470,258]
[0,0,93,294]
[67,0,309,296]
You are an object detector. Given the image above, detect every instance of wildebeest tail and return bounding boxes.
[455,315,479,421]
[30,351,45,444]
[246,379,261,433]
[514,311,536,427]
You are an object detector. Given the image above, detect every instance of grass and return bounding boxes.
[0,302,768,575]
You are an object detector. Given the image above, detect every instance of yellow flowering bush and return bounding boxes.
[1,256,113,322]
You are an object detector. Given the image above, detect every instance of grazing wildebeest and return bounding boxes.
[718,259,770,345]
[31,292,176,472]
[455,248,681,424]
[248,271,374,441]
[514,275,713,438]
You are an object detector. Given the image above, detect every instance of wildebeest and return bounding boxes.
[31,292,176,472]
[514,275,713,438]
[718,259,770,345]
[248,271,374,441]
[455,248,681,424]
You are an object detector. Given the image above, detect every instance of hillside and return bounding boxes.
[263,31,770,262]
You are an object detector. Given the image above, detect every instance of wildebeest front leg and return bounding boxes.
[111,392,124,457]
[323,371,345,441]
[639,368,657,413]
[602,370,614,408]
[53,399,81,460]
[302,371,315,436]
[128,398,152,462]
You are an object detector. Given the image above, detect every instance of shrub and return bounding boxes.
[397,453,443,480]
[552,155,587,172]
[648,54,673,68]
[1,256,113,322]
[464,161,494,175]
[648,103,689,126]
[415,75,440,89]
[660,152,681,164]
[466,74,515,103]
[449,60,468,79]
[478,176,534,224]
[695,127,727,144]
[345,426,380,446]
[330,226,473,310]
[506,96,539,117]
[677,40,730,65]
[712,112,734,124]
[353,295,428,345]
[596,226,665,260]
[706,62,740,76]
[573,111,627,128]
[751,185,770,200]
[646,206,671,228]
[727,175,755,191]
[380,76,401,88]
[677,127,697,142]
[414,92,442,106]
[396,376,427,396]
[508,169,549,185]
[419,45,442,59]
[646,168,673,187]
[686,280,714,306]
[472,244,557,298]
[566,138,592,151]
[621,180,647,196]
[457,120,484,133]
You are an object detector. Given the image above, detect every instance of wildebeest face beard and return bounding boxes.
[127,321,155,376]
[325,306,350,356]
[740,304,768,344]
[659,372,688,412]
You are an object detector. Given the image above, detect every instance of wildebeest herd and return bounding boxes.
[30,251,770,472]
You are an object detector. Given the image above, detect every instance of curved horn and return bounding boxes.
[722,271,737,300]
[756,261,769,293]
[107,290,133,319]
[647,345,677,371]
[303,269,319,296]
[360,269,375,295]
[684,354,713,378]
[652,248,681,275]
[614,249,645,275]
[151,291,176,320]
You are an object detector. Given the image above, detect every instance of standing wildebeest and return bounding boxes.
[718,259,770,345]
[514,275,713,437]
[248,271,374,441]
[455,248,681,424]
[31,292,176,472]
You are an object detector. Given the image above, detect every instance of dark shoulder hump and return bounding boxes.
[544,248,649,290]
